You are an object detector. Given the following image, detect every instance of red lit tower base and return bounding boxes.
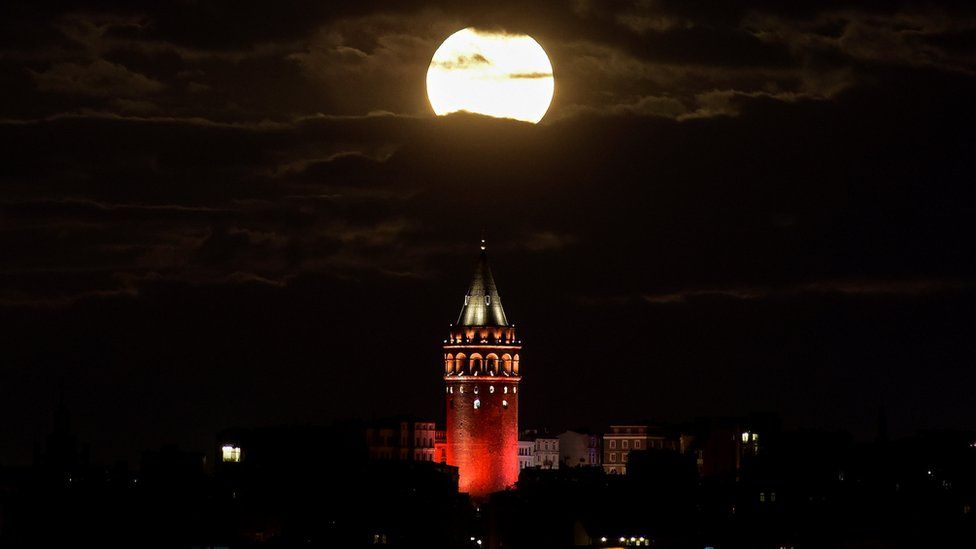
[443,242,521,498]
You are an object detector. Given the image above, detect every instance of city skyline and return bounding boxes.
[2,1,976,470]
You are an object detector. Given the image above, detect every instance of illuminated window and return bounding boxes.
[610,452,617,462]
[741,432,750,443]
[622,440,629,449]
[474,399,481,409]
[221,445,242,463]
[474,386,478,394]
[504,386,508,394]
[513,387,517,394]
[502,399,508,408]
[489,385,494,393]
[635,440,641,449]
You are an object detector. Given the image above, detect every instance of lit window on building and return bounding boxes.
[221,444,242,463]
[474,398,481,409]
[610,452,617,462]
[741,432,750,443]
[635,440,640,449]
[502,399,508,408]
[504,386,508,394]
[489,385,495,393]
[622,440,629,449]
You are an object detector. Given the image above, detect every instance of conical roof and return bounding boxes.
[456,241,509,327]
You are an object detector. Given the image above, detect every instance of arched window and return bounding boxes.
[455,353,466,374]
[445,354,455,374]
[486,354,499,375]
[513,354,520,375]
[501,354,513,374]
[473,399,481,410]
[470,353,483,374]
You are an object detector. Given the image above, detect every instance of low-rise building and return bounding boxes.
[518,440,534,470]
[558,430,601,468]
[519,429,560,470]
[434,429,447,464]
[533,436,560,469]
[603,425,678,475]
[365,418,436,462]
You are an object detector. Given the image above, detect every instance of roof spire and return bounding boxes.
[456,238,508,326]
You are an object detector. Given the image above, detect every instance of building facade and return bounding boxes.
[443,242,522,497]
[519,430,561,470]
[533,436,560,469]
[558,430,601,468]
[603,425,679,475]
[434,429,447,464]
[365,419,436,462]
[518,440,534,470]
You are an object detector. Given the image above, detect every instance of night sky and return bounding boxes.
[2,1,975,466]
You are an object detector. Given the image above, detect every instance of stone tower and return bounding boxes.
[443,241,521,497]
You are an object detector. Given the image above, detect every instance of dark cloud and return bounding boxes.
[31,59,164,97]
[433,53,492,70]
[508,71,553,78]
[640,278,974,304]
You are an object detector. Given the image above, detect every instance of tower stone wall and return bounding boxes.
[443,244,521,497]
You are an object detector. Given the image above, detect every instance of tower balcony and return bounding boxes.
[441,347,521,377]
[445,325,519,345]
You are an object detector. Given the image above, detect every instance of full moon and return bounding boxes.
[426,28,554,124]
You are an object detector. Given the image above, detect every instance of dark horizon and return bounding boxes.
[3,0,976,468]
